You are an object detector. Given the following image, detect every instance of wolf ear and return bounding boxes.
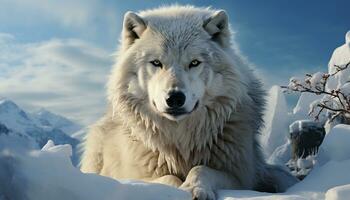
[203,10,230,47]
[122,11,147,48]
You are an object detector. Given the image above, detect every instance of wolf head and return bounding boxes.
[109,6,245,123]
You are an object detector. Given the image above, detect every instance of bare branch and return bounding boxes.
[282,61,350,122]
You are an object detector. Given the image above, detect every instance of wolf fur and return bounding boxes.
[80,5,297,200]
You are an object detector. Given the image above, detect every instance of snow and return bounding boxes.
[0,97,81,137]
[260,86,290,155]
[296,156,314,170]
[325,184,350,200]
[268,141,291,166]
[288,159,350,196]
[217,190,307,200]
[308,72,325,88]
[3,138,350,200]
[319,124,350,162]
[327,31,350,91]
[0,98,37,133]
[339,82,350,96]
[328,31,350,75]
[293,93,323,120]
[0,98,82,166]
[0,141,190,200]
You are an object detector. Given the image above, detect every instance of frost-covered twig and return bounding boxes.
[282,61,350,122]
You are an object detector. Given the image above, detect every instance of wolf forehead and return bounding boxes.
[123,6,231,50]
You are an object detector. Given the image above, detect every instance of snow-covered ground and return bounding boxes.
[1,31,350,200]
[1,130,350,200]
[0,140,190,200]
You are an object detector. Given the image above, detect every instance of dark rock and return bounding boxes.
[289,120,325,159]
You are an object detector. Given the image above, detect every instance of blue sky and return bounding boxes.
[0,0,349,124]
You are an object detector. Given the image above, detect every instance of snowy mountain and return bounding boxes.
[0,98,37,133]
[31,108,82,135]
[0,98,81,164]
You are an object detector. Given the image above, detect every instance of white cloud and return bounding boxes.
[1,0,110,27]
[0,0,120,42]
[0,33,15,43]
[0,34,113,125]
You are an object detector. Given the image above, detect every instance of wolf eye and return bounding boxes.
[150,60,163,68]
[189,59,201,68]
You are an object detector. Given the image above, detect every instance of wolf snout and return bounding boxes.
[166,91,186,108]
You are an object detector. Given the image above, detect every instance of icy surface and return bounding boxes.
[260,86,290,155]
[319,124,350,162]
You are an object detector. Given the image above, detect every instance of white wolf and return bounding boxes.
[81,5,297,200]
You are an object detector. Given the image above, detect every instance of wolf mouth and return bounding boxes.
[164,101,199,117]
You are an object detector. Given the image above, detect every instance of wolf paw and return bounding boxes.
[180,184,215,200]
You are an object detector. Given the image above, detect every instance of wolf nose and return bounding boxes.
[166,91,186,108]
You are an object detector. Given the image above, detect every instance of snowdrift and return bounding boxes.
[1,135,350,200]
[0,140,190,200]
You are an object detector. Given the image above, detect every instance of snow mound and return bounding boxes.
[319,124,350,162]
[260,85,290,155]
[218,190,306,200]
[0,141,190,200]
[327,31,350,91]
[325,184,350,200]
[268,141,291,166]
[288,159,350,196]
[293,93,323,120]
[328,31,350,74]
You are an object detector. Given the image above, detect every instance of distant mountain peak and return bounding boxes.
[0,98,81,164]
[0,98,19,109]
[0,98,28,120]
[30,108,82,135]
[33,107,58,118]
[0,98,82,136]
